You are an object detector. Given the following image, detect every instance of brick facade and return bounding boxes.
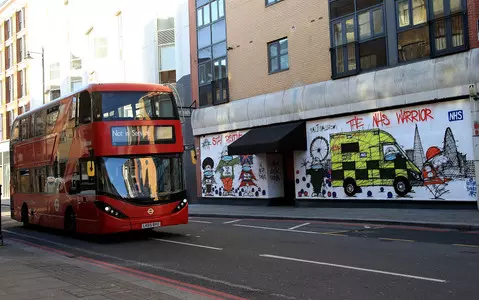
[468,0,479,49]
[225,0,331,101]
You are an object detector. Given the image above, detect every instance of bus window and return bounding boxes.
[80,160,95,191]
[78,91,92,124]
[11,119,20,143]
[46,106,60,134]
[94,91,178,121]
[19,169,31,193]
[20,117,30,140]
[34,110,46,137]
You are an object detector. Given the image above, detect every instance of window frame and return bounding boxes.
[267,37,290,74]
[266,0,283,7]
[329,1,387,79]
[196,0,228,107]
[429,0,468,57]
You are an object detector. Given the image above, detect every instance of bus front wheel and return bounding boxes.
[21,203,29,228]
[394,177,410,197]
[343,179,357,197]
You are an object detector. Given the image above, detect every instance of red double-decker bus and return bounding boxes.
[9,83,188,234]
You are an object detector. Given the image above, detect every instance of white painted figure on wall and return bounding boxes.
[239,155,257,196]
[216,147,240,196]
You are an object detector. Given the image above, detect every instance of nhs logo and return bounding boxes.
[448,110,463,122]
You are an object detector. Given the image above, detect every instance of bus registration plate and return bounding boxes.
[142,222,161,229]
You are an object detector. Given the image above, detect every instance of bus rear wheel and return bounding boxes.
[343,179,357,197]
[394,177,410,197]
[21,203,30,228]
[64,207,77,235]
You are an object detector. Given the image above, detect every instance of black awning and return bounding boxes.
[227,121,306,155]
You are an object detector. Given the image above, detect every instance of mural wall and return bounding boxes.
[200,131,274,198]
[294,99,476,201]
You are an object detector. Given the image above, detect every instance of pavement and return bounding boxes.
[0,237,229,300]
[188,203,479,230]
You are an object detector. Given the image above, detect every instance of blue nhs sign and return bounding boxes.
[448,110,464,122]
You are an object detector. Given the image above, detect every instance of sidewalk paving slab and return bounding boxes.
[188,204,479,230]
[0,238,214,300]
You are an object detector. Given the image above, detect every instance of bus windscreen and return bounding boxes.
[94,91,178,121]
[97,155,184,202]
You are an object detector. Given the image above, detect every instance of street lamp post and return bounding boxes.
[25,47,45,105]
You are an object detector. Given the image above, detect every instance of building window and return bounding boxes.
[71,54,82,70]
[17,69,26,98]
[6,76,13,103]
[70,77,82,92]
[5,45,12,69]
[430,0,467,56]
[6,111,12,139]
[50,89,61,101]
[329,0,387,78]
[266,0,282,6]
[268,38,289,73]
[396,0,430,62]
[16,37,25,63]
[16,8,25,32]
[4,18,11,40]
[94,37,108,58]
[0,114,3,140]
[197,0,228,106]
[50,62,60,80]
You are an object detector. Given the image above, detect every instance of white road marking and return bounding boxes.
[188,220,213,224]
[233,224,346,236]
[260,254,447,283]
[3,230,259,291]
[223,219,241,224]
[288,223,310,230]
[152,238,223,251]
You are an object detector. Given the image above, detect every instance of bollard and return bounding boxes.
[0,184,3,246]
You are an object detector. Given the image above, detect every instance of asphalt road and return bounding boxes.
[2,206,479,300]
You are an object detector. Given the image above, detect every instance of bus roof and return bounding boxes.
[15,82,173,121]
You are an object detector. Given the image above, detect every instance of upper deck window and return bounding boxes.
[93,91,178,121]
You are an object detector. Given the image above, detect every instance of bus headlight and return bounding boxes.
[94,201,128,219]
[172,199,188,213]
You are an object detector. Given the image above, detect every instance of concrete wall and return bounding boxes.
[225,0,330,101]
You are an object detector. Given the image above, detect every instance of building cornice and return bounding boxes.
[192,49,479,136]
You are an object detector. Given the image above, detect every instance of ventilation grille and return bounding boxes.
[158,28,175,45]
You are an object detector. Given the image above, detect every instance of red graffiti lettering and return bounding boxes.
[225,133,243,144]
[212,135,222,146]
[346,116,364,130]
[372,112,390,127]
[396,108,433,124]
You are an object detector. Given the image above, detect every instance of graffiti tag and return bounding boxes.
[212,135,223,146]
[225,133,243,144]
[372,112,391,127]
[396,108,433,124]
[346,116,365,130]
[310,124,336,133]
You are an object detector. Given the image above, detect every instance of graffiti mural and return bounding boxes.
[294,99,476,201]
[200,131,270,198]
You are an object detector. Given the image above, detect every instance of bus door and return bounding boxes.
[69,159,98,232]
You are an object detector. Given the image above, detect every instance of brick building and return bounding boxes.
[190,0,479,207]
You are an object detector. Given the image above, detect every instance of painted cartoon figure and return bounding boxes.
[202,157,216,196]
[215,147,240,196]
[422,146,452,198]
[239,155,257,196]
